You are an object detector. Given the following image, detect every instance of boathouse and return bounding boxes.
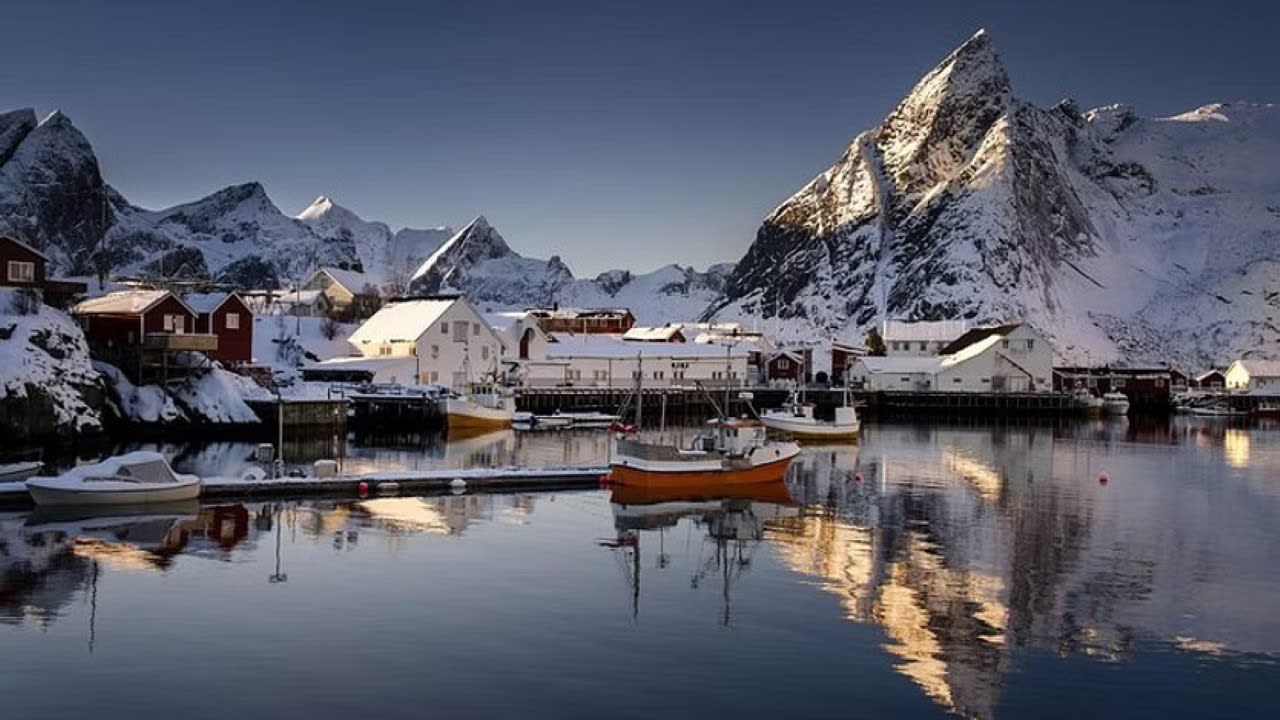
[72,289,216,381]
[1194,369,1226,390]
[528,307,635,335]
[186,292,254,364]
[520,332,749,389]
[1053,365,1185,407]
[850,323,1052,392]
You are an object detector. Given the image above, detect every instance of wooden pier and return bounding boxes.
[347,392,445,430]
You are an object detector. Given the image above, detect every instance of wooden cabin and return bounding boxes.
[187,292,254,364]
[0,236,87,307]
[529,307,636,335]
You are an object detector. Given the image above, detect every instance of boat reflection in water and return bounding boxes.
[605,480,798,623]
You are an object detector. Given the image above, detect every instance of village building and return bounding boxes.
[310,294,505,387]
[0,235,87,308]
[300,267,378,310]
[883,319,970,356]
[830,342,867,385]
[764,349,813,385]
[1053,365,1188,407]
[850,323,1052,392]
[487,311,549,362]
[1224,360,1280,393]
[520,332,749,389]
[185,292,254,364]
[72,290,215,381]
[528,307,635,335]
[274,288,333,317]
[1194,369,1226,390]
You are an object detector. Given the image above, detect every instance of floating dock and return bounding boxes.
[0,466,609,508]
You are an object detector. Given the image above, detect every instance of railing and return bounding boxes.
[143,333,218,352]
[520,377,748,391]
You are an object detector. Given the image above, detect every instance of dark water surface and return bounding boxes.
[3,419,1278,719]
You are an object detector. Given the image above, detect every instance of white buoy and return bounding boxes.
[450,478,466,490]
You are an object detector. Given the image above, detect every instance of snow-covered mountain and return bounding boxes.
[708,30,1280,367]
[407,215,734,322]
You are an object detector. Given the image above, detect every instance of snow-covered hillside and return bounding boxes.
[708,30,1280,367]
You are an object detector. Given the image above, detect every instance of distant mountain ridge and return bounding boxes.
[707,30,1280,366]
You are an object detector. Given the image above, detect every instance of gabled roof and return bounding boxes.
[0,235,48,261]
[349,296,486,346]
[184,291,248,315]
[937,323,1023,355]
[315,267,375,294]
[1195,369,1225,382]
[73,290,195,317]
[1232,360,1280,378]
[622,326,685,342]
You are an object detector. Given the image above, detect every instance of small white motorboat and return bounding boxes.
[25,451,202,506]
[0,460,43,483]
[760,388,860,441]
[1102,391,1130,416]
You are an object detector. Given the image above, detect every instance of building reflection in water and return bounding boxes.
[767,425,1280,720]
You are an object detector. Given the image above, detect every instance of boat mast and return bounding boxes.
[635,351,643,429]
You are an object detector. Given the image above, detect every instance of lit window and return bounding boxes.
[225,313,240,330]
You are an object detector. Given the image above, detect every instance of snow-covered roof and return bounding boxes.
[941,333,1004,367]
[1194,369,1224,382]
[317,267,375,294]
[529,307,634,319]
[183,292,245,315]
[622,326,684,342]
[348,297,460,345]
[856,356,944,374]
[278,289,327,305]
[883,319,970,343]
[1,235,48,261]
[485,311,530,334]
[73,290,192,317]
[306,356,418,373]
[1233,360,1280,378]
[545,333,747,359]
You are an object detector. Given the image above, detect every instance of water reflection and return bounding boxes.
[772,425,1280,718]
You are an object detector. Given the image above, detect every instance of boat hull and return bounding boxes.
[25,480,202,506]
[0,461,43,483]
[610,450,798,489]
[760,414,860,440]
[442,398,514,429]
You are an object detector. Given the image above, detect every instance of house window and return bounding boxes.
[431,345,439,359]
[1002,340,1009,349]
[379,345,392,356]
[481,345,489,361]
[453,321,468,343]
[164,315,186,333]
[7,261,34,283]
[428,371,439,383]
[900,377,910,383]
[919,342,927,351]
[777,358,790,370]
[1026,339,1035,350]
[473,323,480,336]
[953,377,962,383]
[1114,379,1127,388]
[981,378,990,383]
[442,324,448,335]
[225,313,240,330]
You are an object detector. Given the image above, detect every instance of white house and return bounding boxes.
[521,332,749,389]
[850,322,1052,392]
[301,267,376,309]
[1224,360,1280,392]
[883,319,970,356]
[338,294,506,388]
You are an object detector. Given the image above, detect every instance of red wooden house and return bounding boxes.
[766,349,812,383]
[72,290,211,351]
[530,307,636,335]
[0,235,87,307]
[187,292,254,363]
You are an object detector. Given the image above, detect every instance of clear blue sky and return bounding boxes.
[3,0,1276,275]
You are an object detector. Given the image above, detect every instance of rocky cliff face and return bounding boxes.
[709,30,1280,366]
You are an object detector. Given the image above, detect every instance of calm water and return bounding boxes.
[3,419,1279,719]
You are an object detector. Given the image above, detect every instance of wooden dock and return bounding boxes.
[0,466,609,508]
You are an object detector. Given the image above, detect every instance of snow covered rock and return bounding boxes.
[0,290,105,438]
[708,29,1280,367]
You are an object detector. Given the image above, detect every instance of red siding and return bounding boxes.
[0,237,47,289]
[202,295,253,363]
[82,315,145,349]
[142,296,198,335]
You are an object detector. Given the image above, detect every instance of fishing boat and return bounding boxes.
[441,349,515,429]
[25,452,202,506]
[0,460,43,483]
[1188,402,1248,417]
[1251,402,1280,420]
[1072,388,1104,417]
[609,354,800,489]
[1102,391,1130,416]
[760,387,860,441]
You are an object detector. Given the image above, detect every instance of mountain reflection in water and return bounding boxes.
[1,420,1277,719]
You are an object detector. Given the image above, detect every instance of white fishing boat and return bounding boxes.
[0,460,43,483]
[1102,391,1130,416]
[25,452,202,506]
[441,347,515,430]
[1072,388,1104,417]
[1188,403,1247,417]
[760,386,860,441]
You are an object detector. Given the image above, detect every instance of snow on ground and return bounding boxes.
[253,314,357,375]
[96,361,261,424]
[0,289,102,433]
[94,362,181,423]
